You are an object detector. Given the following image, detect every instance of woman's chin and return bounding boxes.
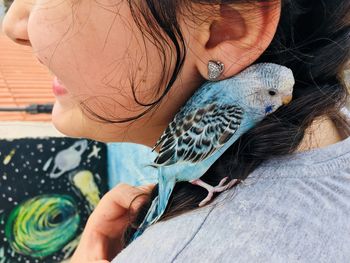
[50,100,158,144]
[51,100,85,139]
[51,100,119,142]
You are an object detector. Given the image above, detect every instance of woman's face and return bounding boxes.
[3,0,203,145]
[3,0,281,145]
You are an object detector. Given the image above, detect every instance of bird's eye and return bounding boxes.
[268,90,277,96]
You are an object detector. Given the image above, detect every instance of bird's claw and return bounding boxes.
[190,177,238,207]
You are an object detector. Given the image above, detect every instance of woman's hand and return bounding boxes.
[70,183,154,263]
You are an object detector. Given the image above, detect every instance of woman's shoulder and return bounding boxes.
[113,109,350,263]
[113,157,350,263]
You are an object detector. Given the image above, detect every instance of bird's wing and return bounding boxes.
[153,103,244,165]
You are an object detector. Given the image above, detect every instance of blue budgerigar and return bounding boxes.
[132,63,295,241]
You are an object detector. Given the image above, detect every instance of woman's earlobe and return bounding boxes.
[193,1,281,81]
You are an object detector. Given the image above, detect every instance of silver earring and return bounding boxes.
[208,60,225,81]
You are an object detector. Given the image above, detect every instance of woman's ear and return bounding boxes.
[190,1,281,80]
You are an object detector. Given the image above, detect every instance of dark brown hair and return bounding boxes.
[96,0,350,246]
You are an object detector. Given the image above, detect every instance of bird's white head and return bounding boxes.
[225,63,295,119]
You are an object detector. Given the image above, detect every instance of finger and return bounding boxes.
[75,183,155,260]
[101,183,153,213]
[137,183,156,193]
[87,183,154,230]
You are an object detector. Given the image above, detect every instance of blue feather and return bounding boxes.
[131,63,295,241]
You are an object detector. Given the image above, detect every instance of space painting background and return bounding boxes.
[0,138,108,263]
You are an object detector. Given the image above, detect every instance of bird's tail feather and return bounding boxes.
[131,169,176,241]
[157,170,176,215]
[131,196,159,241]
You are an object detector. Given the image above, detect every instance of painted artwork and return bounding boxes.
[0,138,108,263]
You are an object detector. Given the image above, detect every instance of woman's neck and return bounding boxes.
[297,115,346,152]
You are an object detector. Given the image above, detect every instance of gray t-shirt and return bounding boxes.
[113,113,350,263]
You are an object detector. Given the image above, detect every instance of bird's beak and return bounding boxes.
[282,95,293,105]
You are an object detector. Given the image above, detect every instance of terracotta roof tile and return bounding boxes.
[0,32,54,121]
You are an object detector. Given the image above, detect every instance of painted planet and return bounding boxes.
[50,140,88,178]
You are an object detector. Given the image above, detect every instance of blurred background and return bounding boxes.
[0,0,62,138]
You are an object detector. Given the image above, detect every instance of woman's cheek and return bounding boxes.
[27,0,73,67]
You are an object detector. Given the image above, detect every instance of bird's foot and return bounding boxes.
[190,177,238,207]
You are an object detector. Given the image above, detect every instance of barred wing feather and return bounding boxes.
[153,104,244,166]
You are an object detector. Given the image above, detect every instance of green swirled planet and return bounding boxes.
[4,194,80,258]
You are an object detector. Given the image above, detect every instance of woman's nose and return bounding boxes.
[2,1,32,46]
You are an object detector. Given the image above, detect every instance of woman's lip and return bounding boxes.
[53,77,68,96]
